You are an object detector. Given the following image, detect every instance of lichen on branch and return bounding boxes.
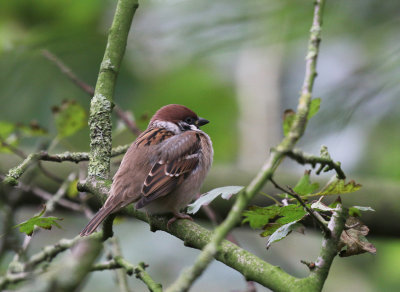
[87,0,139,179]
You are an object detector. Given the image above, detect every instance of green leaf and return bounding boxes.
[0,121,15,139]
[67,179,79,198]
[53,100,87,138]
[18,121,47,137]
[243,204,306,232]
[14,206,63,236]
[242,205,281,229]
[0,121,47,153]
[187,186,243,214]
[293,171,320,195]
[282,98,320,136]
[349,206,375,217]
[261,204,307,236]
[307,98,321,120]
[266,222,303,249]
[309,179,362,197]
[283,109,296,136]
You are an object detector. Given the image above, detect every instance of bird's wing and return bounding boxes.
[136,131,202,209]
[135,127,175,147]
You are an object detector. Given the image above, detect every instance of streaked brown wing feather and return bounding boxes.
[135,128,174,147]
[136,132,201,209]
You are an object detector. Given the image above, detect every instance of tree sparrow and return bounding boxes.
[80,104,213,236]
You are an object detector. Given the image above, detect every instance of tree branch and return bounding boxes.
[92,258,162,292]
[270,178,330,236]
[2,144,129,186]
[10,176,77,268]
[24,232,102,272]
[110,237,131,292]
[41,49,95,96]
[87,0,139,179]
[166,1,327,291]
[133,262,163,292]
[285,148,346,179]
[0,271,30,289]
[78,179,298,291]
[306,203,347,290]
[18,238,103,292]
[197,194,257,291]
[0,232,102,290]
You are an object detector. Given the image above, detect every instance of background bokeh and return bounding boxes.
[1,0,400,291]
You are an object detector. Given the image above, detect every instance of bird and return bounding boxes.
[80,104,213,236]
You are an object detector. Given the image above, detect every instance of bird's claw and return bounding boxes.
[167,213,193,230]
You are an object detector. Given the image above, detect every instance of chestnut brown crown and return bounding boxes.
[151,104,197,123]
[150,104,209,128]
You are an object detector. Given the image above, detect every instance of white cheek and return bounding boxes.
[152,120,181,134]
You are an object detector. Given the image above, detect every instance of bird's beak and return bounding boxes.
[196,117,209,127]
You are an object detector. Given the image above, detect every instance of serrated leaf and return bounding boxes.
[308,179,362,198]
[53,100,87,138]
[242,205,281,229]
[349,206,375,217]
[243,204,306,232]
[187,186,243,214]
[261,205,307,236]
[14,206,63,236]
[339,217,376,257]
[307,98,321,120]
[283,109,296,136]
[266,222,303,249]
[293,172,320,195]
[67,179,79,198]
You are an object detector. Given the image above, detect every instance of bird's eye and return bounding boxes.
[185,117,195,124]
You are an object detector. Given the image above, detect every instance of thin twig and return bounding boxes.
[260,191,283,206]
[0,174,82,212]
[41,50,142,136]
[0,232,103,290]
[0,272,30,289]
[196,193,257,292]
[24,232,102,271]
[11,173,78,266]
[18,237,103,292]
[286,149,346,179]
[110,237,131,292]
[42,49,95,95]
[0,139,27,159]
[1,137,65,183]
[270,178,330,236]
[3,144,130,185]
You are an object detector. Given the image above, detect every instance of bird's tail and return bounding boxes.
[80,205,115,236]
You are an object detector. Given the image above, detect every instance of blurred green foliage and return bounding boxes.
[357,116,400,180]
[1,0,400,289]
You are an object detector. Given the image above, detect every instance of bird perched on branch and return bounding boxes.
[80,104,213,236]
